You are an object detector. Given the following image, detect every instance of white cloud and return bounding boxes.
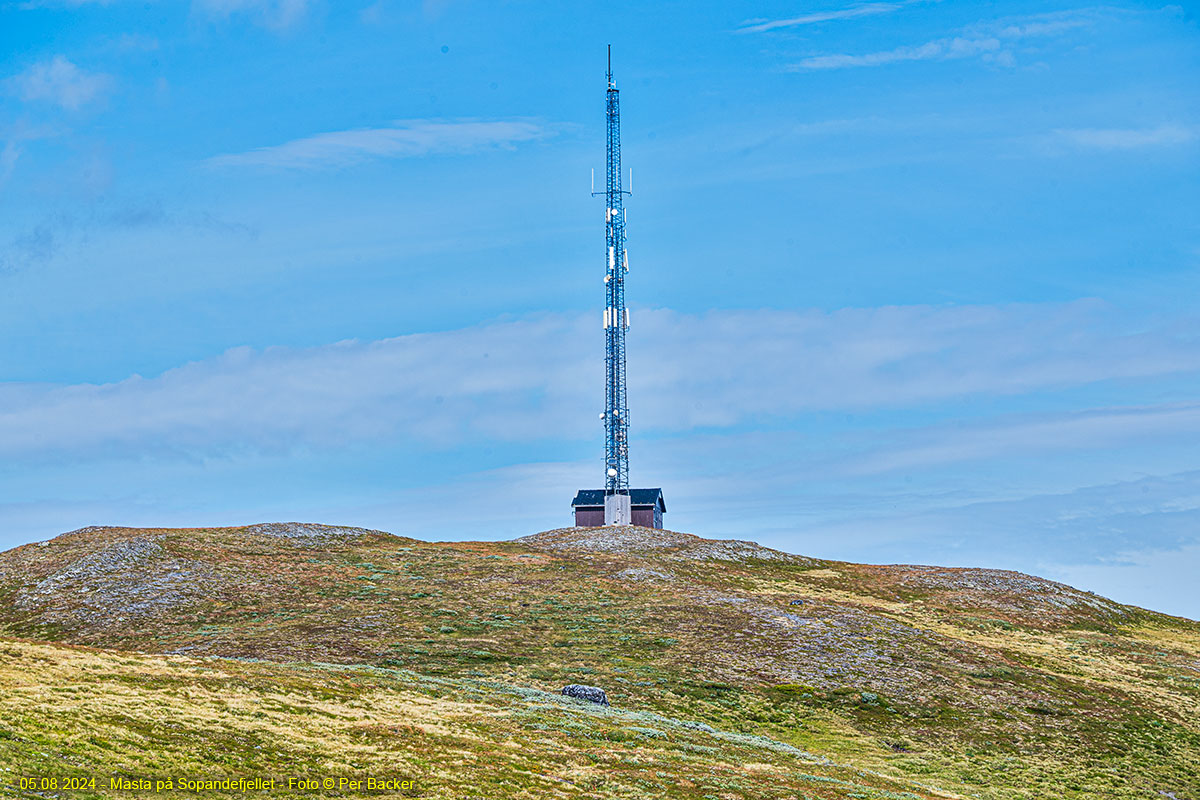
[111,33,160,52]
[792,9,1093,70]
[1043,542,1200,619]
[0,120,77,243]
[795,36,1000,70]
[633,302,1200,428]
[1054,125,1197,150]
[1,300,1198,461]
[840,404,1200,476]
[6,56,113,110]
[994,17,1091,38]
[0,140,20,185]
[17,0,120,7]
[359,0,385,24]
[737,2,908,33]
[206,119,551,169]
[193,0,311,29]
[772,469,1200,617]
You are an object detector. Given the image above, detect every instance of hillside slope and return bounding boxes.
[0,638,960,800]
[1,522,1198,799]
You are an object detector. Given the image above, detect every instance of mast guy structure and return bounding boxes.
[571,47,667,529]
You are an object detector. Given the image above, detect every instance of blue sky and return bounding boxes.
[2,1,1199,618]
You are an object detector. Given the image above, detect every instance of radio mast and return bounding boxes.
[571,48,666,530]
[599,45,631,518]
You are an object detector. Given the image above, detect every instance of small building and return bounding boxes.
[571,488,666,529]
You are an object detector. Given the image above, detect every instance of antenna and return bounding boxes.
[571,48,666,531]
[597,46,631,496]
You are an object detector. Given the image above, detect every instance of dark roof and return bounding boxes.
[571,488,665,512]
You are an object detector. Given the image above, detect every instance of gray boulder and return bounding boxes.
[562,684,609,706]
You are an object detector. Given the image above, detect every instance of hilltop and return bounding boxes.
[0,522,1198,799]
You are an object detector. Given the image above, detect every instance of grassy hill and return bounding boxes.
[1,522,1197,799]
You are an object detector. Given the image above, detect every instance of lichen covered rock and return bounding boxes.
[562,684,609,706]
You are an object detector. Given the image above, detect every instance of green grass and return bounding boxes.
[0,639,958,800]
[0,523,1197,798]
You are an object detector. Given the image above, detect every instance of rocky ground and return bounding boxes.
[0,522,1197,799]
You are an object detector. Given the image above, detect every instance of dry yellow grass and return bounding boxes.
[0,523,1197,799]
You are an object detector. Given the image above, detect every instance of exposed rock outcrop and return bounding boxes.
[562,684,610,706]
